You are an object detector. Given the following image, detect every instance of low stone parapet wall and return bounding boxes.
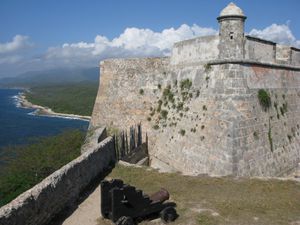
[0,128,115,225]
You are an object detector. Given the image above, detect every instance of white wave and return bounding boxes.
[11,92,23,108]
[27,110,90,122]
[44,114,90,121]
[27,109,39,116]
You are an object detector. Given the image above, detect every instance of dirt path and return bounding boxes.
[59,187,102,225]
[52,182,163,225]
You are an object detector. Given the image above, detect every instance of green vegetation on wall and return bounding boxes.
[204,63,212,72]
[147,78,203,136]
[0,130,85,207]
[257,89,271,111]
[280,102,288,116]
[268,119,273,152]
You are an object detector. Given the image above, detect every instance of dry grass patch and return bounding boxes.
[98,165,300,225]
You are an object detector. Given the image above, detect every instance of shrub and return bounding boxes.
[204,64,212,72]
[177,102,184,111]
[139,89,144,95]
[179,129,186,136]
[163,87,174,102]
[258,89,271,111]
[268,120,273,152]
[180,79,192,91]
[157,100,163,112]
[160,110,168,119]
[0,130,85,207]
[181,91,189,101]
[153,124,159,130]
[282,102,288,113]
[253,131,259,140]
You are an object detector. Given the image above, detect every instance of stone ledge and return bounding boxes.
[0,130,116,225]
[208,59,300,71]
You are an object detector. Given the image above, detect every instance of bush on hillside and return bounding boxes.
[0,130,85,207]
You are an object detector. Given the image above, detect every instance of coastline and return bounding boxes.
[17,92,91,122]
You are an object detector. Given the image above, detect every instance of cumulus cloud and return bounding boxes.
[0,35,32,54]
[1,22,300,77]
[42,23,300,70]
[109,25,217,53]
[42,24,217,68]
[249,24,300,47]
[0,34,34,76]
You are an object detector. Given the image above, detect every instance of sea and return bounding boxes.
[0,89,89,150]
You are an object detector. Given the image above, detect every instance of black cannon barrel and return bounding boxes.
[149,188,169,203]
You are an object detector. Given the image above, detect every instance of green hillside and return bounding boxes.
[0,130,85,207]
[26,82,98,116]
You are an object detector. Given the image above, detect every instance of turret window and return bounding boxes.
[230,32,234,40]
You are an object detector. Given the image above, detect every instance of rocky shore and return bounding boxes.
[17,92,91,121]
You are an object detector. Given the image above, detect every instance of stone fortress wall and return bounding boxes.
[90,3,300,176]
[0,128,116,225]
[170,32,300,67]
[244,35,300,64]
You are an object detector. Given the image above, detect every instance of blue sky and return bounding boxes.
[0,0,300,77]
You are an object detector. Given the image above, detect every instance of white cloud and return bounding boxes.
[1,23,300,77]
[42,24,217,68]
[249,24,300,48]
[0,35,32,54]
[0,55,22,64]
[109,24,216,53]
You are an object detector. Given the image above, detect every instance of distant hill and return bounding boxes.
[0,67,99,88]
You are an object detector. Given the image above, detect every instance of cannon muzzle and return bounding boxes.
[149,188,169,203]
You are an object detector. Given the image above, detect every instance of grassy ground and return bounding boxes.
[26,82,98,116]
[98,164,300,225]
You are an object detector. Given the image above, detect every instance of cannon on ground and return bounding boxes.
[100,179,177,225]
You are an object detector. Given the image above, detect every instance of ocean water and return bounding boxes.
[0,89,89,149]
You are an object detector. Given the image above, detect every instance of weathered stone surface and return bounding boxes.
[170,36,219,65]
[220,2,245,17]
[90,3,300,177]
[0,128,115,225]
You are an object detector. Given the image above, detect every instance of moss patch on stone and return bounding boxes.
[258,89,271,111]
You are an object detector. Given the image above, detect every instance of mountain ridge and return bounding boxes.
[0,67,99,88]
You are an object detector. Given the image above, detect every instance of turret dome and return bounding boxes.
[219,2,245,17]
